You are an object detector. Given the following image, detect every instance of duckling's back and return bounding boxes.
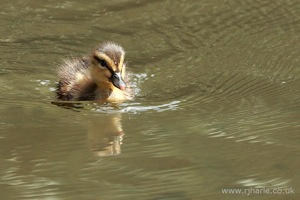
[56,57,97,101]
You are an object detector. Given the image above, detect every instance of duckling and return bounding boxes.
[56,42,132,102]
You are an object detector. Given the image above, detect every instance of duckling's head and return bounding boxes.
[90,42,127,90]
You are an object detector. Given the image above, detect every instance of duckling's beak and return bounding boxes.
[111,72,126,90]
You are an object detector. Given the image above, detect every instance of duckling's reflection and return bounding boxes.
[86,113,124,157]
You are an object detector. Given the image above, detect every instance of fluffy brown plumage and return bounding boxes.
[56,42,132,102]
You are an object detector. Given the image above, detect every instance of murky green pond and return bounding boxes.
[1,0,299,199]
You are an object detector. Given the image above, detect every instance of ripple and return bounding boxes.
[91,100,181,114]
[237,177,291,189]
[1,156,61,199]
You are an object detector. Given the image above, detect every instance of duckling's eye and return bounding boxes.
[99,59,108,68]
[94,56,109,68]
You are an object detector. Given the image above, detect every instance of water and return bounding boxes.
[1,0,300,199]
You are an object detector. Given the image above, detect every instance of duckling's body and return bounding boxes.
[56,42,132,102]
